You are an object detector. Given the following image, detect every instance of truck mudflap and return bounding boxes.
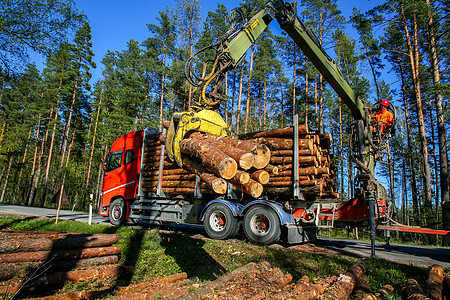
[285,223,317,244]
[199,199,244,221]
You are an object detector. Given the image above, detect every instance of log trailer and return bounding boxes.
[99,0,396,249]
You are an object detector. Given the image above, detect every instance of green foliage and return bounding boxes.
[0,0,82,72]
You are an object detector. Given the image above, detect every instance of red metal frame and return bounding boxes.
[377,225,450,236]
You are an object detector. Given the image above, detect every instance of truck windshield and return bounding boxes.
[106,150,123,172]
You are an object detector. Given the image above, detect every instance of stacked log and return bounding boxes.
[142,124,337,199]
[240,126,337,199]
[142,131,272,198]
[0,230,129,295]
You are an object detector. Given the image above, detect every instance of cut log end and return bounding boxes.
[218,158,238,180]
[252,145,271,169]
[251,170,270,185]
[239,152,255,170]
[211,178,227,194]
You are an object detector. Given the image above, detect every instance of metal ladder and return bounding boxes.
[314,203,337,228]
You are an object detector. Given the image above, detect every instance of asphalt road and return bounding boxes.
[312,238,450,268]
[0,203,111,226]
[1,203,449,268]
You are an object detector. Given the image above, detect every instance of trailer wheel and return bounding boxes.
[243,205,280,245]
[203,203,238,240]
[109,198,126,226]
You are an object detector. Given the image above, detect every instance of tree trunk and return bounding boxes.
[397,48,420,225]
[244,44,254,133]
[13,129,32,203]
[262,77,267,129]
[339,97,344,196]
[0,155,13,203]
[60,76,78,168]
[401,8,433,221]
[236,59,245,134]
[40,78,63,207]
[425,0,449,209]
[292,45,297,125]
[158,52,167,130]
[85,81,104,194]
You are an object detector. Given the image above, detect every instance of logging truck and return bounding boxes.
[99,0,392,247]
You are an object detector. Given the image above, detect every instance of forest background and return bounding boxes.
[0,0,448,238]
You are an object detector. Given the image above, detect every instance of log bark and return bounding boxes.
[189,132,270,169]
[142,187,214,194]
[291,275,310,295]
[276,168,318,176]
[271,149,318,157]
[270,156,317,166]
[320,264,365,300]
[231,178,263,198]
[250,170,270,184]
[402,278,430,300]
[0,264,134,294]
[182,157,227,194]
[142,174,197,182]
[427,264,444,300]
[270,176,309,182]
[0,231,83,239]
[144,168,190,176]
[264,164,279,175]
[233,170,250,185]
[0,255,119,280]
[238,125,309,139]
[0,234,119,254]
[374,285,394,300]
[142,180,214,190]
[144,140,163,148]
[180,138,237,179]
[297,275,337,299]
[0,246,121,263]
[188,132,254,170]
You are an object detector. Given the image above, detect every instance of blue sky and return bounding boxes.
[69,0,379,85]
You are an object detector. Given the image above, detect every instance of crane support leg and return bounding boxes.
[365,185,377,258]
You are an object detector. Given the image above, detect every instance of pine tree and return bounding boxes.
[145,9,177,129]
[0,0,81,72]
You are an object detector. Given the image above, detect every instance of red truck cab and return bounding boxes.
[99,130,143,225]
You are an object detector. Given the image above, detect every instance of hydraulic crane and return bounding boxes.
[166,0,386,255]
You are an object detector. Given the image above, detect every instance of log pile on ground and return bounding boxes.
[142,125,337,200]
[0,230,132,296]
[105,261,390,299]
[402,264,449,300]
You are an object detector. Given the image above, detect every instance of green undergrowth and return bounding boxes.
[0,214,445,299]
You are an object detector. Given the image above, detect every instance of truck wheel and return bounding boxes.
[243,205,280,245]
[203,203,238,240]
[109,198,126,226]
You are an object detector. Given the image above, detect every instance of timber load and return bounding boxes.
[0,230,132,296]
[239,125,337,200]
[142,124,337,200]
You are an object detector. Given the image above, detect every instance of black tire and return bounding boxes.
[109,198,126,226]
[203,203,238,240]
[243,205,280,245]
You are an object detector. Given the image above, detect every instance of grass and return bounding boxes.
[0,214,446,299]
